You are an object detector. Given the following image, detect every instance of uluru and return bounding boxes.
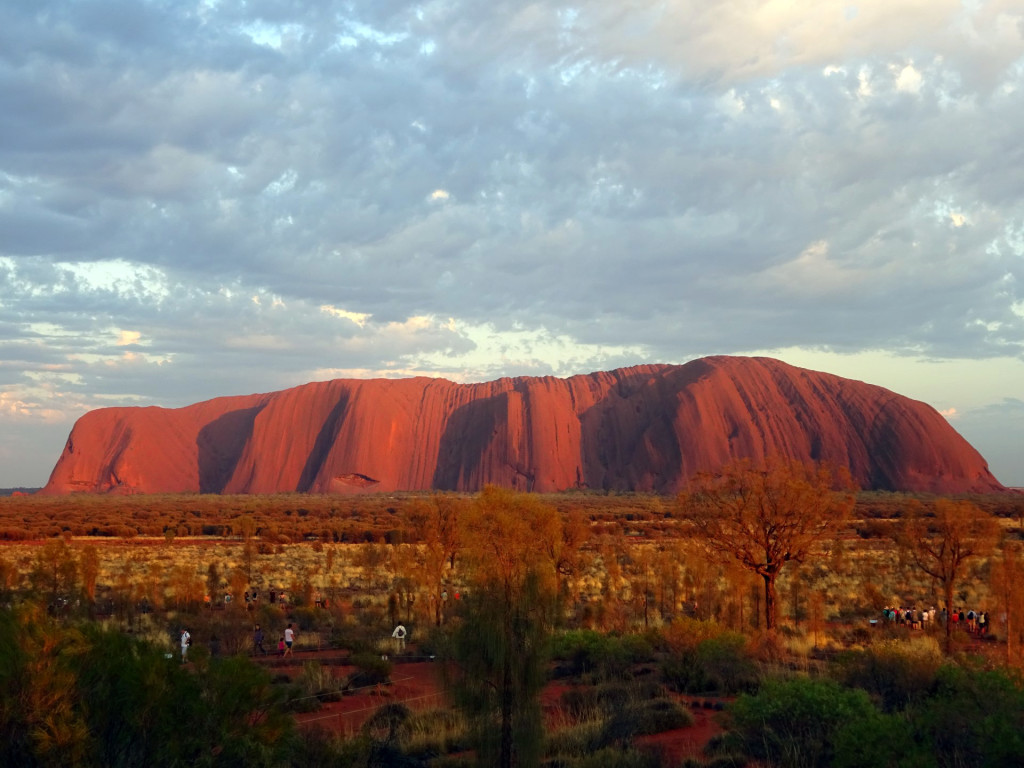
[40,356,1005,496]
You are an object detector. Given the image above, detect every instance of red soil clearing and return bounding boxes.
[281,653,724,761]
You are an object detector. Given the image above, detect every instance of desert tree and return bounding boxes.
[549,506,590,612]
[402,493,464,625]
[228,567,249,610]
[0,553,18,603]
[28,540,79,611]
[77,545,100,611]
[0,603,90,766]
[206,562,222,606]
[355,542,390,591]
[678,458,856,632]
[447,486,561,768]
[651,543,681,619]
[169,564,204,611]
[624,544,656,628]
[896,499,1002,652]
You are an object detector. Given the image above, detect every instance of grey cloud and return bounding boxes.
[1,1,1023,485]
[956,398,1024,487]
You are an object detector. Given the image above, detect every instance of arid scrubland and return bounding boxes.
[4,478,1024,767]
[2,485,1023,652]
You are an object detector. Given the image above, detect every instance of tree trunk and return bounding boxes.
[764,574,777,631]
[943,580,955,655]
[500,653,513,768]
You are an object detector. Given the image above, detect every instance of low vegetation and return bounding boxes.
[1,464,1024,766]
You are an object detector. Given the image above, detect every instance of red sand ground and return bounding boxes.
[267,650,724,762]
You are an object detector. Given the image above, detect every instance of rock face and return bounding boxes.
[40,356,1005,495]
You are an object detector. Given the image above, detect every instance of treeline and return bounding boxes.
[1,489,1022,542]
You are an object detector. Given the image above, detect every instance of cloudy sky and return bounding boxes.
[2,0,1023,488]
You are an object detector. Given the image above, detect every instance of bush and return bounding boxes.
[550,629,620,678]
[404,709,468,758]
[546,719,606,758]
[661,617,725,654]
[835,640,942,712]
[294,660,344,703]
[348,652,392,688]
[912,664,1024,767]
[829,709,921,768]
[550,630,655,680]
[698,633,759,694]
[289,605,321,631]
[363,702,412,745]
[729,677,880,767]
[662,631,757,695]
[328,621,382,654]
[630,697,693,734]
[560,686,601,719]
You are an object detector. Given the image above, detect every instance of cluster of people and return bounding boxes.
[950,608,991,634]
[881,606,991,633]
[252,622,296,656]
[882,606,937,629]
[180,622,297,663]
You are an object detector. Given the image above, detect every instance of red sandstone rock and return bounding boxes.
[39,356,1005,495]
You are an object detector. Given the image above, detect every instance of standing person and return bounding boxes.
[180,628,191,662]
[283,622,295,657]
[392,623,407,652]
[253,623,266,655]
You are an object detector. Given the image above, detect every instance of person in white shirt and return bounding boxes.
[392,624,407,652]
[283,623,295,657]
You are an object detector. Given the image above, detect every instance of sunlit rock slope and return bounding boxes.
[40,356,1005,495]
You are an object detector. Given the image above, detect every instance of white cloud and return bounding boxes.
[894,62,924,93]
[321,305,371,327]
[761,240,868,297]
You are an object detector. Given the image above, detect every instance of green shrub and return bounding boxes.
[362,702,412,745]
[729,677,880,767]
[912,664,1024,767]
[328,621,380,654]
[560,686,600,719]
[551,630,656,680]
[546,719,606,758]
[289,605,321,631]
[631,697,693,734]
[695,735,750,768]
[830,709,922,768]
[348,652,392,688]
[835,640,942,712]
[404,709,468,757]
[292,660,344,704]
[595,696,694,750]
[282,682,322,713]
[662,631,757,695]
